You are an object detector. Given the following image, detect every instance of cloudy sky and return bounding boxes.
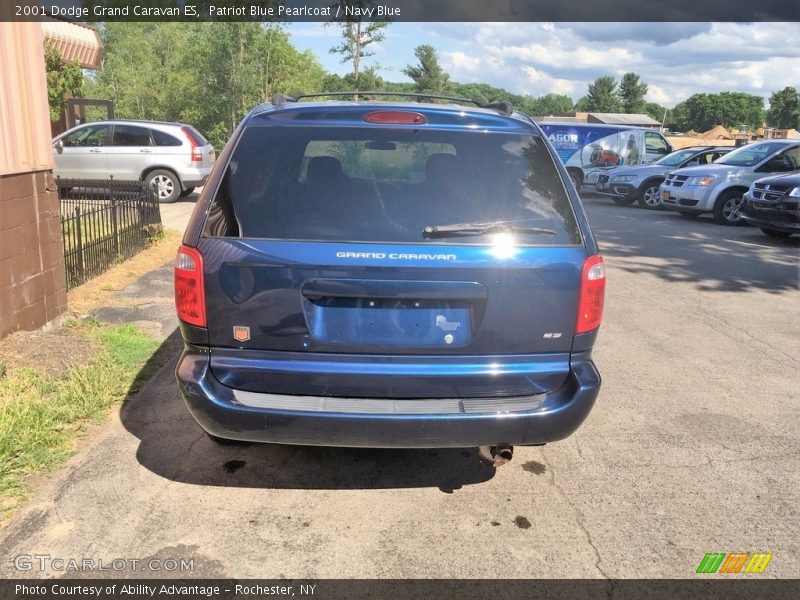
[287,22,800,107]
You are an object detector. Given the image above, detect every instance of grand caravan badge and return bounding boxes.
[335,251,457,261]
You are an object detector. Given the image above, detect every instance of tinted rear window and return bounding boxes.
[204,125,580,245]
[152,129,182,146]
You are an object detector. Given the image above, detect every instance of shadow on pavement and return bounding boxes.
[582,197,799,294]
[120,330,495,493]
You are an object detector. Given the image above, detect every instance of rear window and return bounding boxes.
[204,125,580,245]
[152,129,182,146]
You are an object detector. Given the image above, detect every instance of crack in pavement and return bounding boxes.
[539,449,614,589]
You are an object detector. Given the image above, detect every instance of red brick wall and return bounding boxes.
[0,170,67,339]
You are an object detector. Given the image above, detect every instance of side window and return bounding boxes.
[112,125,152,147]
[63,125,109,147]
[152,129,182,146]
[645,132,669,155]
[784,146,800,170]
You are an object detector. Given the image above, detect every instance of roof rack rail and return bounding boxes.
[269,91,514,117]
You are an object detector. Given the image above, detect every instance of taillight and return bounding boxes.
[182,126,203,162]
[576,255,605,334]
[175,245,206,327]
[364,111,427,125]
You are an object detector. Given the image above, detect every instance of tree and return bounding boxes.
[532,93,574,115]
[619,72,648,114]
[766,86,800,129]
[328,1,388,88]
[402,45,450,95]
[44,42,83,122]
[584,76,621,112]
[644,102,668,125]
[671,92,765,132]
[94,23,327,149]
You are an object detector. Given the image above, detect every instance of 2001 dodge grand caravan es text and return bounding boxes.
[174,93,605,465]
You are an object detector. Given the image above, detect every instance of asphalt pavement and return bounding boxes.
[1,196,798,578]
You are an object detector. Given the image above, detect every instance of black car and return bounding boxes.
[741,172,800,238]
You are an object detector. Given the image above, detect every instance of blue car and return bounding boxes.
[174,93,605,465]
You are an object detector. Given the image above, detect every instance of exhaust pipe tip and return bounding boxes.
[476,445,514,468]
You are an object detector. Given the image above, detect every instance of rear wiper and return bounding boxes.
[423,221,557,238]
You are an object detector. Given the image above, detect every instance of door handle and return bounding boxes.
[89,149,102,153]
[139,149,151,153]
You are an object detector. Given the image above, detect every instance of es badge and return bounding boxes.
[232,326,251,342]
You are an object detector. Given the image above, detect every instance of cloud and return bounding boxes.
[422,22,799,106]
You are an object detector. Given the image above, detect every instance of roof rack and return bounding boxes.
[270,92,513,117]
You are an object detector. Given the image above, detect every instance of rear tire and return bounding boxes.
[713,190,746,225]
[760,228,792,239]
[611,196,636,206]
[179,187,195,197]
[637,180,664,210]
[145,169,181,203]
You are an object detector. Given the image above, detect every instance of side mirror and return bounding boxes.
[54,139,64,152]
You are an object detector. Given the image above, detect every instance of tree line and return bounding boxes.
[45,22,800,149]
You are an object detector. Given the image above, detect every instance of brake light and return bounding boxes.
[175,245,206,327]
[364,111,427,125]
[182,126,203,162]
[575,255,605,334]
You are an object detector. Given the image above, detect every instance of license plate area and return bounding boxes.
[661,190,670,201]
[304,297,473,348]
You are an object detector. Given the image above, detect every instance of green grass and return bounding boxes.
[0,323,161,519]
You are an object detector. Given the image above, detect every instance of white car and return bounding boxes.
[53,120,215,202]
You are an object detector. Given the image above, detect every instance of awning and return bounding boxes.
[41,20,103,70]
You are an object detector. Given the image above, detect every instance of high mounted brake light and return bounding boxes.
[364,111,427,125]
[175,245,206,327]
[576,255,605,334]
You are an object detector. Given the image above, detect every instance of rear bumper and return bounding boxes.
[176,349,601,448]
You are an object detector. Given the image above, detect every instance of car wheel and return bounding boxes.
[637,181,663,210]
[713,190,745,225]
[146,169,181,203]
[677,211,699,218]
[179,187,195,197]
[568,173,582,191]
[611,196,636,206]
[760,228,792,239]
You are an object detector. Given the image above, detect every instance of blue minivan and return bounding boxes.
[175,93,604,465]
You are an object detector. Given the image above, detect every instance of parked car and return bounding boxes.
[741,173,800,238]
[538,122,672,190]
[174,93,605,465]
[53,120,215,203]
[595,146,731,209]
[659,140,800,224]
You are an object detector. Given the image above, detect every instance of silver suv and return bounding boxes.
[53,120,215,203]
[659,140,800,224]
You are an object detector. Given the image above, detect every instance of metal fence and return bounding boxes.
[58,178,163,289]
